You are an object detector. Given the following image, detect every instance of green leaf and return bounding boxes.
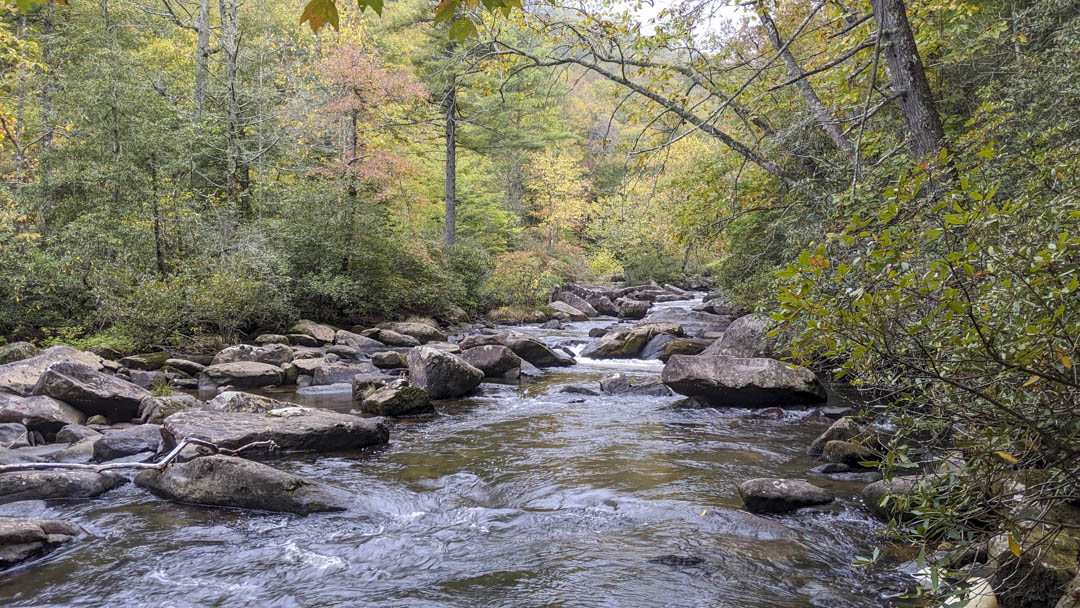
[448,17,477,41]
[358,0,384,16]
[299,0,339,33]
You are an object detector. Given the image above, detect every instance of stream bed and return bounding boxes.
[0,299,915,607]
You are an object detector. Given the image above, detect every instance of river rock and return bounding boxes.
[0,394,85,434]
[350,373,398,401]
[702,313,780,359]
[0,424,28,449]
[738,478,834,514]
[118,352,171,371]
[584,323,682,359]
[135,455,352,515]
[288,319,337,345]
[32,361,150,421]
[47,437,99,464]
[198,362,283,390]
[377,322,447,344]
[554,291,598,316]
[658,338,710,361]
[371,351,407,369]
[0,471,126,504]
[333,330,384,350]
[599,374,672,397]
[0,342,39,366]
[500,333,575,367]
[549,301,589,321]
[206,391,290,414]
[0,516,82,570]
[254,334,290,345]
[211,344,293,367]
[93,424,163,462]
[160,408,389,454]
[138,394,203,424]
[822,440,877,468]
[809,417,868,456]
[988,527,1079,608]
[0,346,107,396]
[616,297,650,319]
[371,329,422,348]
[360,383,433,417]
[640,308,730,338]
[287,333,320,347]
[163,359,206,376]
[458,335,502,350]
[588,295,620,316]
[661,355,827,408]
[312,362,379,386]
[460,345,523,378]
[421,341,461,354]
[406,346,483,400]
[861,475,944,521]
[55,424,101,444]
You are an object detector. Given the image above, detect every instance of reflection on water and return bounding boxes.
[0,298,914,607]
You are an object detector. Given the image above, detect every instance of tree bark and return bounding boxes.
[759,9,855,159]
[870,0,947,160]
[444,80,457,248]
[194,0,210,115]
[218,0,244,219]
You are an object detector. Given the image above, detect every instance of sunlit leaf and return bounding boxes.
[995,451,1018,464]
[299,0,339,33]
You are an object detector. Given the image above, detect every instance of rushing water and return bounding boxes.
[0,298,915,607]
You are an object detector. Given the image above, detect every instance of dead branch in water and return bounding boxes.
[0,437,279,474]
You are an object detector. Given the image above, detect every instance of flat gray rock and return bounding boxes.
[0,516,82,570]
[0,346,107,396]
[32,361,150,422]
[661,355,826,408]
[161,408,389,454]
[198,361,283,390]
[0,470,127,504]
[738,478,834,514]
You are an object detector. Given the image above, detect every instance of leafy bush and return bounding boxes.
[489,250,566,307]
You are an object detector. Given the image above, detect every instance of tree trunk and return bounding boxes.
[13,15,26,194]
[444,81,456,248]
[219,0,242,219]
[759,9,855,160]
[194,0,210,115]
[870,0,947,160]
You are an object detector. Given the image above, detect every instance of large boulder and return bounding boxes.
[360,383,433,417]
[55,424,101,444]
[93,425,163,462]
[333,330,384,350]
[458,334,502,350]
[406,346,484,400]
[822,440,878,469]
[118,352,171,371]
[211,343,293,367]
[588,295,620,316]
[737,478,834,514]
[32,362,150,422]
[0,471,126,504]
[460,345,523,378]
[658,338,710,362]
[139,394,203,424]
[0,393,85,434]
[164,358,206,376]
[554,291,598,317]
[499,333,575,367]
[861,475,942,521]
[288,319,337,345]
[160,408,389,454]
[0,517,82,570]
[0,346,106,396]
[135,455,352,515]
[377,322,447,345]
[198,362,283,390]
[206,391,291,414]
[705,313,781,358]
[661,355,827,408]
[549,300,589,321]
[0,342,40,366]
[583,323,682,359]
[616,297,650,319]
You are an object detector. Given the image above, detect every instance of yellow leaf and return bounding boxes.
[700,509,707,516]
[1056,347,1072,369]
[1009,533,1021,557]
[1022,375,1039,387]
[995,451,1018,463]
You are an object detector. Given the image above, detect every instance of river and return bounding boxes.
[0,297,915,607]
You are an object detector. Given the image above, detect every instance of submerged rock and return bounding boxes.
[135,455,352,515]
[737,478,834,514]
[0,471,126,504]
[33,362,151,422]
[0,516,82,570]
[160,408,389,454]
[406,346,484,400]
[661,355,826,408]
